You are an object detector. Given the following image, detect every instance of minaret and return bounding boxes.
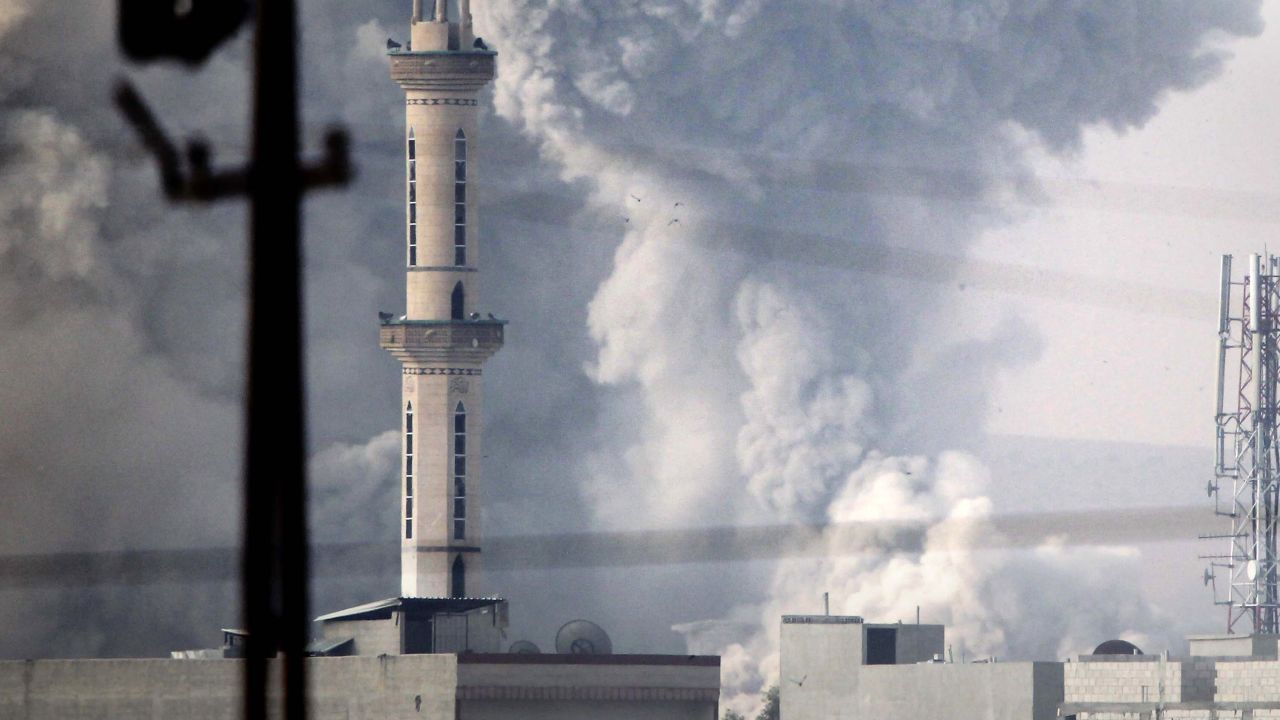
[380,0,502,599]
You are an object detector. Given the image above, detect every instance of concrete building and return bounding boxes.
[315,596,508,656]
[0,653,721,720]
[1061,636,1280,719]
[778,616,1280,719]
[779,615,1063,720]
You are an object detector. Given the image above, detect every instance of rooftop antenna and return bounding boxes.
[823,592,829,616]
[1203,253,1280,634]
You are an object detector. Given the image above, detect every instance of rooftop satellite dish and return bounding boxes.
[555,620,613,655]
[509,640,541,654]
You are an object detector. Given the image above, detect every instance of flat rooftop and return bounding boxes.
[457,654,719,667]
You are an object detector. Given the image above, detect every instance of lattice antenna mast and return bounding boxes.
[1206,253,1280,634]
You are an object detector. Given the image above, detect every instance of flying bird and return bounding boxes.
[623,217,630,223]
[789,675,807,687]
[630,194,642,202]
[674,202,683,207]
[386,38,402,50]
[668,218,680,226]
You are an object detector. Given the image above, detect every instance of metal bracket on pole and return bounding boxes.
[114,4,354,719]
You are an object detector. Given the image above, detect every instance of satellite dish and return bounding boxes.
[1248,559,1260,581]
[555,620,613,655]
[509,640,541,654]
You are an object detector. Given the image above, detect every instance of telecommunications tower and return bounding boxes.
[1206,254,1280,634]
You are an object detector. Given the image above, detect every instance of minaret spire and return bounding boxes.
[459,0,473,48]
[382,6,503,599]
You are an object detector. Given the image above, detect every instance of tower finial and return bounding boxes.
[434,0,446,23]
[459,0,473,47]
[412,0,422,22]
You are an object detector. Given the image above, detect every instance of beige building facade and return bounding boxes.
[0,654,720,720]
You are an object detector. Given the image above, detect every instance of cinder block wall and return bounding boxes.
[1065,657,1212,704]
[1215,659,1280,702]
[0,655,458,720]
[1180,658,1216,701]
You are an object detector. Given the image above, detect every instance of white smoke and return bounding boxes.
[0,112,105,281]
[475,0,1258,714]
[734,279,874,519]
[309,430,400,544]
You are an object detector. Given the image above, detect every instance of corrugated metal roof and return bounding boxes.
[315,596,505,623]
[306,636,354,656]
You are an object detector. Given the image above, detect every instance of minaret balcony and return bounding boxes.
[389,49,496,92]
[379,317,505,365]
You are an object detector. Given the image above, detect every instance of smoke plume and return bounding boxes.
[0,6,1263,715]
[472,0,1259,713]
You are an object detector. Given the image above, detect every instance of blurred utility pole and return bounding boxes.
[116,2,352,718]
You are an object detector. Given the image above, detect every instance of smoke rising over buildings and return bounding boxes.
[0,0,1268,713]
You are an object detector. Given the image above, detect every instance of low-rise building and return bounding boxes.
[0,653,721,720]
[315,596,508,656]
[779,614,1063,720]
[1061,635,1280,719]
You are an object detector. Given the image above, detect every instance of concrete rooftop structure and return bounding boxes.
[779,615,1063,720]
[778,614,1280,719]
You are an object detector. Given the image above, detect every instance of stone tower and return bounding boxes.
[380,0,503,599]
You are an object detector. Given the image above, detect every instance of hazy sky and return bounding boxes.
[979,0,1280,448]
[1,0,1277,712]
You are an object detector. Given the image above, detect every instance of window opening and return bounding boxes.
[407,129,418,266]
[451,555,465,598]
[866,628,897,665]
[451,282,464,320]
[405,402,414,539]
[453,402,466,540]
[454,129,466,266]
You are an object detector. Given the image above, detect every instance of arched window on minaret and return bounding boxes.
[454,129,467,266]
[453,402,466,541]
[407,128,418,266]
[405,402,414,539]
[451,555,466,598]
[451,281,464,320]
